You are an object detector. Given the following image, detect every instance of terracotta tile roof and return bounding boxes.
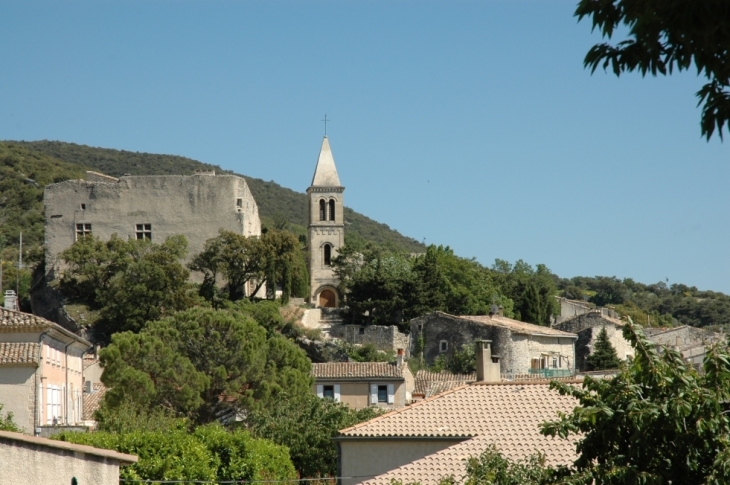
[414,370,476,397]
[0,308,53,330]
[361,432,574,485]
[339,381,579,438]
[345,382,579,485]
[454,313,577,338]
[0,308,92,346]
[312,362,407,379]
[0,342,40,366]
[82,382,107,421]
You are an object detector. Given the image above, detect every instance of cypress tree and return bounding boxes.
[586,326,622,370]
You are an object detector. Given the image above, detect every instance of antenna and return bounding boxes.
[16,232,22,298]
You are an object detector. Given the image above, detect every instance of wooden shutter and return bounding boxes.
[334,384,341,402]
[370,384,378,405]
[316,384,324,398]
[387,384,395,404]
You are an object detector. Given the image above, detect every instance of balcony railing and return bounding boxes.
[528,368,573,378]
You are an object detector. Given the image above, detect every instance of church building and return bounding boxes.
[307,136,344,308]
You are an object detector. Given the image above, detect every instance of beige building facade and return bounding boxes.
[312,359,414,410]
[307,137,344,307]
[44,171,261,280]
[0,308,91,432]
[0,430,137,485]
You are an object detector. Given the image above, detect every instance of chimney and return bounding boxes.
[498,306,504,317]
[3,290,18,311]
[396,348,405,367]
[475,340,500,383]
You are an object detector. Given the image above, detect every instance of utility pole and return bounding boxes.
[16,232,22,301]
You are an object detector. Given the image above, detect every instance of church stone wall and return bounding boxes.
[44,174,261,276]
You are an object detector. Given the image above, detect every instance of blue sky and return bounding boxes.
[1,1,728,293]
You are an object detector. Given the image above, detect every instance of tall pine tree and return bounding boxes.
[586,326,622,370]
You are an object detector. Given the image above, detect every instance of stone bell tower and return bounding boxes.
[307,136,344,307]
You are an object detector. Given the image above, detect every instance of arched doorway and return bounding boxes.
[319,289,337,308]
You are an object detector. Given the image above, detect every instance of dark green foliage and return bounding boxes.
[0,142,87,308]
[55,424,296,482]
[492,259,559,325]
[190,229,307,304]
[9,140,425,253]
[246,393,382,477]
[334,244,515,329]
[0,403,19,432]
[575,0,730,140]
[557,276,730,328]
[585,327,622,371]
[346,343,394,362]
[542,318,730,484]
[431,343,476,374]
[59,234,199,339]
[99,307,312,424]
[442,445,550,485]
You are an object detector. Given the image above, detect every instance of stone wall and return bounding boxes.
[341,324,410,355]
[44,173,261,280]
[410,313,513,372]
[554,313,633,371]
[410,313,576,375]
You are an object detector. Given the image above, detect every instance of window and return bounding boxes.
[80,203,86,210]
[319,199,326,221]
[377,385,388,403]
[75,223,91,240]
[439,340,448,353]
[323,385,335,399]
[552,358,558,368]
[359,327,365,335]
[324,244,332,266]
[236,198,243,208]
[328,199,335,221]
[136,224,152,240]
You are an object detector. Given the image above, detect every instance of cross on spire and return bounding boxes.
[321,114,330,136]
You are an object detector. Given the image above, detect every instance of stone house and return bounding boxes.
[554,297,619,325]
[553,312,633,371]
[335,353,578,485]
[645,325,724,367]
[410,312,578,376]
[0,307,91,433]
[0,430,137,484]
[330,324,410,355]
[412,369,476,401]
[43,170,262,291]
[311,352,414,410]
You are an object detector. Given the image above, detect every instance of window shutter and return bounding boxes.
[316,384,324,398]
[387,384,395,404]
[334,384,341,402]
[370,384,378,405]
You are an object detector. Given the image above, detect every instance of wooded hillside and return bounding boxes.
[9,140,425,252]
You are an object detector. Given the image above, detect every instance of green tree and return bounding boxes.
[59,234,198,339]
[0,403,19,432]
[542,318,730,484]
[56,424,296,482]
[585,327,622,371]
[443,445,550,485]
[100,307,312,424]
[576,0,730,140]
[246,393,381,477]
[189,229,304,303]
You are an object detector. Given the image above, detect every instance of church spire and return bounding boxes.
[311,136,341,187]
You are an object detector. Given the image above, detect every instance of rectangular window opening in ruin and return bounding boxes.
[236,198,243,208]
[136,224,152,241]
[80,203,86,210]
[75,223,92,240]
